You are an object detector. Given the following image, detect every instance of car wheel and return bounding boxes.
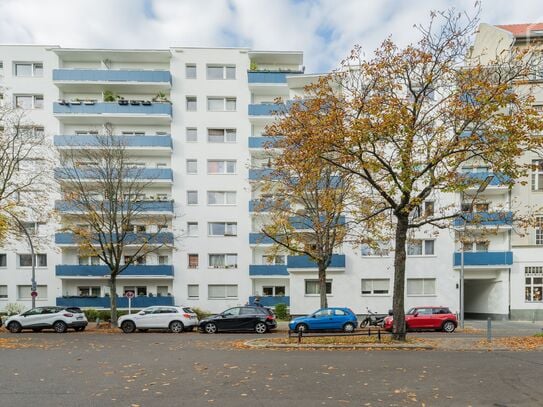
[169,321,184,333]
[121,320,136,333]
[343,322,355,333]
[360,319,369,328]
[32,328,43,332]
[53,321,68,333]
[8,322,22,333]
[295,323,309,333]
[204,322,217,334]
[74,327,85,332]
[442,321,456,333]
[255,322,268,334]
[137,329,148,333]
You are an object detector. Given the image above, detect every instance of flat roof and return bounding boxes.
[248,51,303,65]
[53,48,172,62]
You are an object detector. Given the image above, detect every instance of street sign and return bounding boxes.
[125,290,135,299]
[31,291,38,298]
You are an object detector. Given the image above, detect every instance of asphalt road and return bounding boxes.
[0,330,542,407]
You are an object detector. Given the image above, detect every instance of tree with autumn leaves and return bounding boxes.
[265,8,543,340]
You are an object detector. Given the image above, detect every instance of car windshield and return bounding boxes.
[406,308,417,315]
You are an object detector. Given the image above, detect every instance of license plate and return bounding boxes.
[77,316,83,320]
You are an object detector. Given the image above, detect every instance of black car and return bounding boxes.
[199,306,277,334]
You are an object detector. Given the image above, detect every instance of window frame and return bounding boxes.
[206,64,236,80]
[187,190,198,205]
[406,239,435,256]
[206,97,237,112]
[406,278,436,296]
[207,128,237,143]
[185,64,197,79]
[207,190,236,206]
[14,62,43,77]
[187,284,199,299]
[186,127,198,142]
[525,267,543,302]
[208,222,238,237]
[186,96,197,112]
[304,279,332,296]
[188,254,199,269]
[361,278,390,296]
[207,160,237,175]
[208,284,238,299]
[208,253,238,269]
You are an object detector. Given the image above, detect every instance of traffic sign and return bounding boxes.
[31,291,38,298]
[125,290,135,299]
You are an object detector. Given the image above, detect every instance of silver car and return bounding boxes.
[5,306,88,333]
[118,306,199,333]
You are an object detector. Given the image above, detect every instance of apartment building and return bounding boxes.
[0,34,541,319]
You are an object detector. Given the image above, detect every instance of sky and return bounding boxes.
[1,0,543,72]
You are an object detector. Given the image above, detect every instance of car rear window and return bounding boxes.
[182,307,194,313]
[66,307,82,313]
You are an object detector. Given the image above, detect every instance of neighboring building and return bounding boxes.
[0,33,541,320]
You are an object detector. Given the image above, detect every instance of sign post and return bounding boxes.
[125,290,135,314]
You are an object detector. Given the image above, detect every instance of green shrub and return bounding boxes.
[274,303,289,320]
[190,307,212,320]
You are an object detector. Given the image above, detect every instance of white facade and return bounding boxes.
[0,40,542,319]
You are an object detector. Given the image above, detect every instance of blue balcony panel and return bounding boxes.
[55,200,174,213]
[56,265,173,277]
[54,167,173,181]
[248,71,303,84]
[453,211,513,227]
[53,102,172,116]
[289,215,346,230]
[249,265,289,276]
[53,69,171,83]
[248,103,288,116]
[249,168,277,180]
[56,296,174,309]
[248,136,284,149]
[248,296,290,307]
[249,233,275,245]
[54,135,172,148]
[462,172,512,187]
[287,254,346,269]
[453,251,513,267]
[55,232,174,245]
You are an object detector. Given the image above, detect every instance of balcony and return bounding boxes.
[287,254,346,270]
[249,233,275,245]
[453,251,513,267]
[54,135,172,151]
[56,265,174,278]
[289,215,346,230]
[249,265,289,276]
[248,136,284,149]
[55,200,174,214]
[248,103,288,123]
[56,295,174,308]
[55,232,174,246]
[54,168,173,184]
[53,102,172,125]
[248,296,290,307]
[248,71,303,84]
[462,172,512,193]
[53,69,171,83]
[249,168,277,181]
[453,211,513,228]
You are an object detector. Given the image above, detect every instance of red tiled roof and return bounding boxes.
[497,23,543,37]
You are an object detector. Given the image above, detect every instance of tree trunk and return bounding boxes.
[318,264,328,308]
[392,214,409,341]
[109,275,118,327]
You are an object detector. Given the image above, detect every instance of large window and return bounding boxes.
[187,222,199,237]
[262,286,286,296]
[0,285,7,298]
[525,267,543,302]
[186,159,198,174]
[18,285,47,299]
[18,254,47,267]
[187,190,198,205]
[407,278,436,296]
[208,222,237,236]
[207,128,236,143]
[186,127,197,142]
[78,286,100,297]
[207,191,236,205]
[361,279,390,295]
[361,242,390,257]
[263,255,286,265]
[207,160,236,174]
[208,254,238,269]
[14,62,43,77]
[188,284,199,299]
[305,280,332,295]
[208,284,238,299]
[407,239,435,256]
[0,254,6,267]
[78,256,100,265]
[207,97,236,112]
[15,94,43,109]
[206,65,235,80]
[124,286,147,296]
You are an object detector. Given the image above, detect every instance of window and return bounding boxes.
[207,191,236,205]
[78,256,100,265]
[124,255,146,265]
[207,97,236,111]
[208,254,238,268]
[463,241,489,252]
[206,65,235,80]
[525,267,543,302]
[186,159,198,174]
[207,160,236,174]
[157,286,168,296]
[186,64,197,79]
[186,96,197,111]
[18,254,47,267]
[188,254,199,269]
[187,190,198,205]
[361,242,390,256]
[263,255,286,265]
[532,160,543,191]
[0,254,6,267]
[208,284,238,299]
[262,286,285,296]
[407,239,434,256]
[208,222,237,236]
[0,61,3,75]
[305,280,332,295]
[158,255,169,265]
[536,216,543,245]
[0,285,7,299]
[18,285,47,299]
[124,286,147,296]
[15,95,43,109]
[207,128,236,143]
[188,284,199,299]
[187,222,199,237]
[361,279,390,295]
[407,278,436,296]
[15,62,43,77]
[186,127,197,142]
[121,131,145,136]
[78,286,100,297]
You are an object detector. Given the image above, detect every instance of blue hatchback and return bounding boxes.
[289,307,358,333]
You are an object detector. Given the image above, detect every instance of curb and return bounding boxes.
[244,339,434,350]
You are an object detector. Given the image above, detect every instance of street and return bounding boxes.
[1,327,542,406]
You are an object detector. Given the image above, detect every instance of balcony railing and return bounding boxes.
[55,200,174,213]
[55,232,174,245]
[249,265,289,276]
[56,265,174,277]
[462,172,512,187]
[248,103,288,116]
[248,296,290,306]
[53,69,171,83]
[248,136,284,149]
[248,71,302,83]
[53,102,172,116]
[453,251,513,267]
[249,233,275,245]
[54,135,172,148]
[453,211,513,227]
[56,296,174,308]
[287,254,346,269]
[54,168,173,181]
[249,168,276,180]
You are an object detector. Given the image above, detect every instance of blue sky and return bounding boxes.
[1,0,543,72]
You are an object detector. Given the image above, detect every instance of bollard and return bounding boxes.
[378,329,381,342]
[487,317,492,342]
[297,329,302,344]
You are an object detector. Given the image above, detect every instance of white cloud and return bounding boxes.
[1,0,543,72]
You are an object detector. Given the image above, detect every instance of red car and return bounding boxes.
[383,306,457,333]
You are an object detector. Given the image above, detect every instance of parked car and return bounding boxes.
[118,306,198,333]
[199,306,276,334]
[383,306,457,333]
[289,307,358,333]
[5,306,88,333]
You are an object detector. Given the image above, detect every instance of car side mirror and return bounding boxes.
[388,310,393,316]
[138,311,146,315]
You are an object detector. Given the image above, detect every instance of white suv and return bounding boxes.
[118,306,199,333]
[5,306,88,333]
